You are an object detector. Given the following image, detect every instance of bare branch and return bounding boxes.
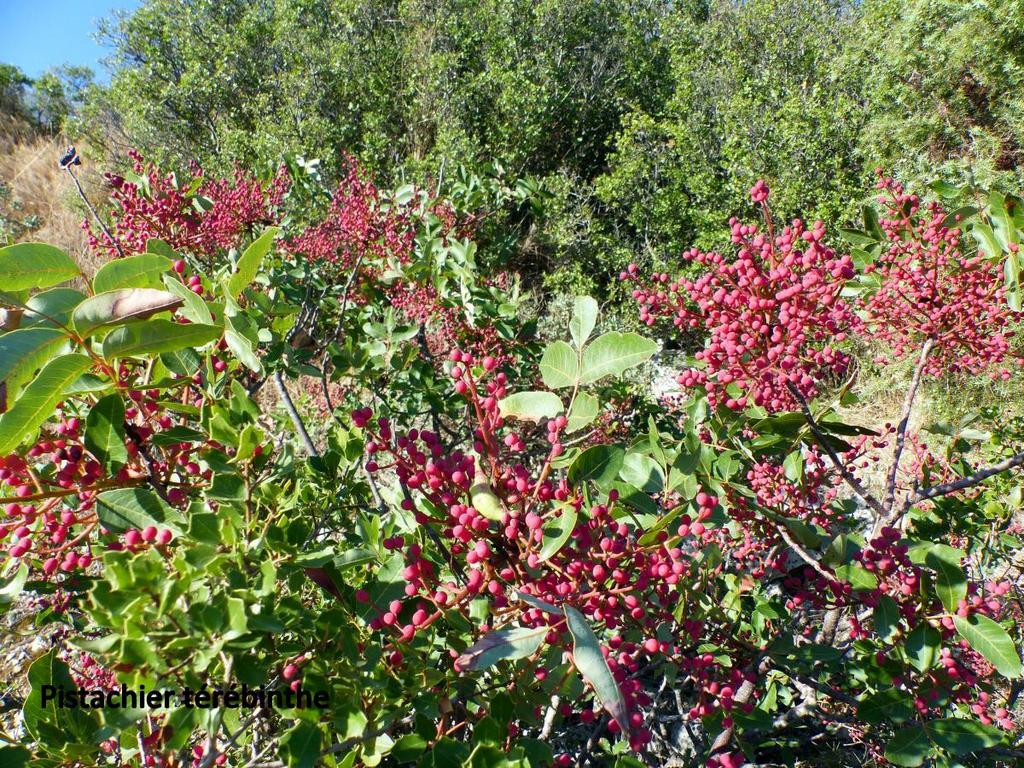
[883,338,933,514]
[273,371,318,456]
[774,521,834,583]
[785,382,885,517]
[906,451,1024,508]
[61,149,125,259]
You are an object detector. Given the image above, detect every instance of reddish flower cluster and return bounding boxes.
[859,174,1021,379]
[623,183,859,412]
[87,151,289,259]
[286,159,413,270]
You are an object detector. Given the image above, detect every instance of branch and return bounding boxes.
[785,382,885,517]
[710,654,771,754]
[773,521,834,583]
[905,451,1024,508]
[61,149,125,259]
[883,338,933,514]
[273,371,318,456]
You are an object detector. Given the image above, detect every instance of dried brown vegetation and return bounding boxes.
[0,113,109,277]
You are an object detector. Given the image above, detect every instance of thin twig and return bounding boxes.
[273,371,318,456]
[774,522,833,583]
[785,383,885,517]
[709,654,771,754]
[63,157,125,259]
[883,338,933,514]
[904,451,1024,509]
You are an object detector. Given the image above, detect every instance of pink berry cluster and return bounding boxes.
[744,448,842,530]
[349,354,818,753]
[287,158,414,270]
[0,348,256,586]
[87,150,289,259]
[859,173,1021,379]
[622,181,859,412]
[282,652,309,692]
[111,525,174,551]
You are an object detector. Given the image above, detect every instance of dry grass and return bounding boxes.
[0,114,110,278]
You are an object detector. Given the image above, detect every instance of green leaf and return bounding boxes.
[84,394,128,472]
[21,287,84,329]
[0,354,92,454]
[928,180,962,199]
[92,253,173,293]
[101,319,221,359]
[538,504,578,562]
[0,327,67,410]
[839,228,877,246]
[224,312,262,373]
[904,623,941,672]
[564,605,629,733]
[72,288,184,338]
[783,450,804,483]
[857,687,912,724]
[22,650,99,749]
[941,205,979,230]
[863,204,885,241]
[145,239,179,259]
[160,347,202,376]
[609,482,659,520]
[874,595,900,642]
[0,563,28,607]
[780,516,821,548]
[972,222,1003,260]
[579,331,657,384]
[954,614,1022,678]
[95,487,183,535]
[834,563,878,591]
[1005,251,1021,312]
[499,391,563,422]
[391,734,427,763]
[0,746,31,768]
[566,391,598,433]
[515,590,561,616]
[162,274,214,325]
[0,243,79,290]
[569,296,599,348]
[619,452,664,492]
[885,725,930,767]
[227,226,279,298]
[151,425,206,447]
[568,444,624,488]
[539,340,579,389]
[456,625,547,670]
[924,718,1003,755]
[925,544,967,613]
[470,467,505,521]
[279,720,322,768]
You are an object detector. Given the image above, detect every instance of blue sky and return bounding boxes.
[0,0,140,81]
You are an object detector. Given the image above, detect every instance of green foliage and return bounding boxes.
[94,0,669,183]
[844,0,1024,193]
[592,0,865,263]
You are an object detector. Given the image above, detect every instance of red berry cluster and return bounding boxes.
[87,150,289,259]
[623,181,859,411]
[287,158,413,270]
[859,173,1021,379]
[349,353,819,752]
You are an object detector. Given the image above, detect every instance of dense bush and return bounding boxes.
[2,1,1024,765]
[75,0,1023,303]
[1,152,1023,767]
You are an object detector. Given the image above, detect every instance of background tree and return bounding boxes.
[843,0,1024,192]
